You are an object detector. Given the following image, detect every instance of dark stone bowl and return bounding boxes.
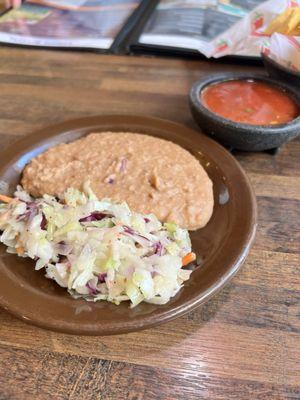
[262,53,300,90]
[189,73,300,152]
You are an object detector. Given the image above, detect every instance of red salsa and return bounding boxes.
[201,80,299,125]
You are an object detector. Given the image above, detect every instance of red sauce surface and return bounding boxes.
[201,80,299,125]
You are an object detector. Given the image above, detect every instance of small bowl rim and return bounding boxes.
[190,72,300,134]
[262,52,300,78]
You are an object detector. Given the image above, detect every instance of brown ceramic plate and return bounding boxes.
[0,115,257,335]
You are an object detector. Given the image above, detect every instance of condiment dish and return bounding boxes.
[189,73,300,151]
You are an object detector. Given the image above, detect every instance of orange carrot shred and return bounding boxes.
[182,252,196,266]
[16,246,25,256]
[0,194,13,203]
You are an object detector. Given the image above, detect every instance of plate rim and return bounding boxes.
[0,114,257,335]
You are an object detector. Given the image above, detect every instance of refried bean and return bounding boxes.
[21,132,214,230]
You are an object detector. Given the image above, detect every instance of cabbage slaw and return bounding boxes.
[0,184,195,307]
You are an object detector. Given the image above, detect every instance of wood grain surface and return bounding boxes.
[0,47,299,400]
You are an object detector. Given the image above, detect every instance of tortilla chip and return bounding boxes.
[265,8,300,36]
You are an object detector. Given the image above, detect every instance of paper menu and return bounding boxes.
[138,0,300,59]
[0,0,141,49]
[139,0,265,52]
[28,0,87,8]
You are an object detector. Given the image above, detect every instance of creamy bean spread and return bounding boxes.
[22,132,214,230]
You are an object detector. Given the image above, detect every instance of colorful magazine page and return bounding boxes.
[138,0,264,53]
[0,0,141,50]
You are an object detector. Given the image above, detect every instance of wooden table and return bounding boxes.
[0,47,299,400]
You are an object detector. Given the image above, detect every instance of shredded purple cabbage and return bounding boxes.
[123,226,150,241]
[40,213,47,230]
[144,218,150,223]
[122,226,152,248]
[86,281,99,295]
[153,242,163,256]
[97,273,107,283]
[55,241,72,256]
[123,226,144,238]
[123,226,134,235]
[17,201,39,222]
[79,212,113,223]
[108,178,114,184]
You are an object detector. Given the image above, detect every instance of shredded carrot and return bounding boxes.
[16,246,25,256]
[182,252,196,266]
[0,194,13,203]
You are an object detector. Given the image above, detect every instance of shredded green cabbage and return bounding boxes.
[0,184,193,307]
